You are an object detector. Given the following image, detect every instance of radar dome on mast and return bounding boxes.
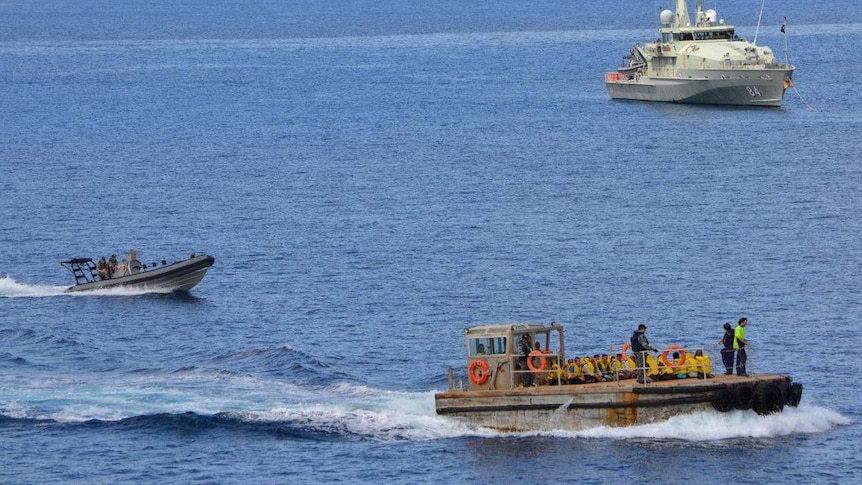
[706,9,718,25]
[660,9,673,26]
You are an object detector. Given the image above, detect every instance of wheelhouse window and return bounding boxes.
[470,337,507,356]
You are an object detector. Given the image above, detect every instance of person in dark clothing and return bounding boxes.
[631,324,658,384]
[718,322,735,375]
[518,334,534,387]
[97,257,109,280]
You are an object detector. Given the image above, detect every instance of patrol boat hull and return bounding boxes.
[606,68,794,107]
[64,254,214,293]
[436,374,800,432]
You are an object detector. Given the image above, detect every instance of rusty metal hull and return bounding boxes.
[435,374,794,432]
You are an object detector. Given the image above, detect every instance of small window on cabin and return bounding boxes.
[470,337,507,356]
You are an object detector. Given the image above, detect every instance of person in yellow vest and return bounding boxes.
[547,362,565,386]
[645,353,660,380]
[681,351,697,378]
[734,317,749,376]
[694,349,714,379]
[581,357,601,383]
[657,352,679,380]
[566,358,585,384]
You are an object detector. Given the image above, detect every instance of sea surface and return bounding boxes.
[1,0,860,483]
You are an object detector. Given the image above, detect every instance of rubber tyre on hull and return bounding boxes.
[732,385,755,410]
[786,382,803,407]
[752,383,785,415]
[711,389,734,413]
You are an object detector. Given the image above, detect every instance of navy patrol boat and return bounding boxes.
[604,0,794,107]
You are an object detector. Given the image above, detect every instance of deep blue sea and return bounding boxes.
[1,0,860,482]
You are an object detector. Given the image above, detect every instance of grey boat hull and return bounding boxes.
[65,254,214,293]
[606,68,793,107]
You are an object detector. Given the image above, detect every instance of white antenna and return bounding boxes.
[753,0,766,44]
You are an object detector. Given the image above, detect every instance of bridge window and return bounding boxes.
[470,337,507,356]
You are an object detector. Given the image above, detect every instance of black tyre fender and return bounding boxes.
[732,385,754,410]
[787,382,803,407]
[711,388,734,413]
[753,383,785,415]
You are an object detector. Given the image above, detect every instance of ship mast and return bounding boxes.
[674,0,691,28]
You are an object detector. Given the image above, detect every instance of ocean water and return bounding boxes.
[1,0,860,482]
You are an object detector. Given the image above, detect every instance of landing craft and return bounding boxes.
[435,321,802,432]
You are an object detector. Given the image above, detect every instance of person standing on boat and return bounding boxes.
[734,318,749,376]
[129,249,143,274]
[631,324,658,384]
[718,322,735,375]
[518,334,534,387]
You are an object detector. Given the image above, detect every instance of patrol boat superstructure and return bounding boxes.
[605,0,794,107]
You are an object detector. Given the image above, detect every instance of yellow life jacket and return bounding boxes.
[566,362,581,378]
[548,363,564,380]
[694,354,712,374]
[645,354,659,376]
[683,352,697,374]
[583,358,597,375]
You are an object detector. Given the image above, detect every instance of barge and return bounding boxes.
[435,322,802,432]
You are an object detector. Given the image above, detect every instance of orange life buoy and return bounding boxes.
[661,345,687,368]
[621,342,631,359]
[469,359,490,385]
[527,350,548,374]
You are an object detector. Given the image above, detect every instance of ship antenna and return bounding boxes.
[753,0,766,45]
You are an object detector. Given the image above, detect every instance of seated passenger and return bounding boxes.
[97,257,109,280]
[129,249,143,274]
[613,353,636,380]
[682,351,698,378]
[565,358,585,384]
[475,343,486,355]
[108,254,118,274]
[658,351,686,380]
[694,349,714,379]
[600,354,616,381]
[581,357,601,383]
[645,353,660,380]
[547,362,565,386]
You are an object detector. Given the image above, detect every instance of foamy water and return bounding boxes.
[0,276,172,298]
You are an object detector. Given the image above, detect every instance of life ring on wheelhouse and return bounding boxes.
[661,344,687,369]
[527,350,549,374]
[469,359,490,385]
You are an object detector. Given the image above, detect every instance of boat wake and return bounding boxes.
[0,365,848,442]
[0,275,172,298]
[533,405,851,441]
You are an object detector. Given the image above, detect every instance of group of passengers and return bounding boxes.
[96,250,142,280]
[523,323,717,387]
[540,349,714,386]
